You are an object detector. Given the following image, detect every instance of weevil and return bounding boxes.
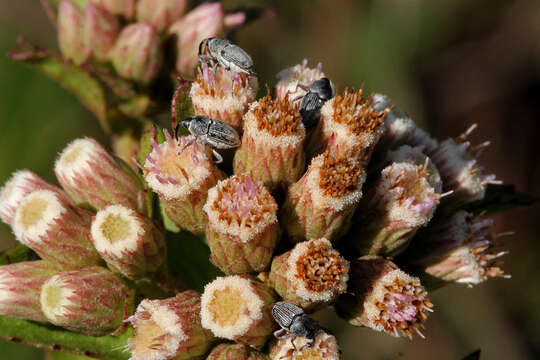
[292,77,335,129]
[174,116,240,164]
[199,37,256,94]
[272,301,319,357]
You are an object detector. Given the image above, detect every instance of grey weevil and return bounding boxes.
[199,37,256,76]
[199,37,256,95]
[272,301,319,354]
[174,116,240,164]
[292,77,335,129]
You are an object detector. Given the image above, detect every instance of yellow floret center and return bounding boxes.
[101,214,132,244]
[133,319,165,356]
[19,198,47,228]
[209,287,248,327]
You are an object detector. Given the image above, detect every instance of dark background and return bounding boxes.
[1,1,539,359]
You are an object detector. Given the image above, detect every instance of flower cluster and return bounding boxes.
[56,0,247,81]
[0,50,513,360]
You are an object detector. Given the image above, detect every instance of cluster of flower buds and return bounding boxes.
[0,50,513,359]
[56,0,248,82]
[0,136,169,336]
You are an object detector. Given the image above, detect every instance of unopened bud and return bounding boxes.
[168,2,225,77]
[13,189,101,269]
[89,0,135,19]
[111,23,163,84]
[0,261,58,322]
[83,4,121,62]
[57,0,90,65]
[40,267,130,336]
[0,170,55,225]
[91,204,166,280]
[136,0,188,32]
[55,138,144,213]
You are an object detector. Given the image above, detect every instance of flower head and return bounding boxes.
[191,62,258,132]
[336,256,432,339]
[143,131,225,234]
[275,59,325,101]
[269,238,349,310]
[403,211,508,287]
[233,95,306,190]
[201,275,276,349]
[204,174,280,274]
[128,290,214,360]
[430,125,499,210]
[353,161,440,256]
[281,151,366,242]
[269,330,341,360]
[307,89,386,163]
[207,343,269,360]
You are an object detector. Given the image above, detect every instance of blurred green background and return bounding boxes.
[1,0,539,359]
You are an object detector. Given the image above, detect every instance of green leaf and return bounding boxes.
[171,77,194,133]
[8,38,144,135]
[0,245,37,266]
[166,231,223,293]
[0,317,132,360]
[461,184,538,215]
[8,37,111,133]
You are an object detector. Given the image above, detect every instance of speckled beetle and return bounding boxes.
[199,37,256,76]
[293,77,335,129]
[272,301,318,352]
[175,116,240,164]
[199,37,256,95]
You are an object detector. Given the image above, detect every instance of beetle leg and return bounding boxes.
[273,328,288,339]
[198,54,213,64]
[211,149,223,164]
[227,71,236,96]
[297,338,314,352]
